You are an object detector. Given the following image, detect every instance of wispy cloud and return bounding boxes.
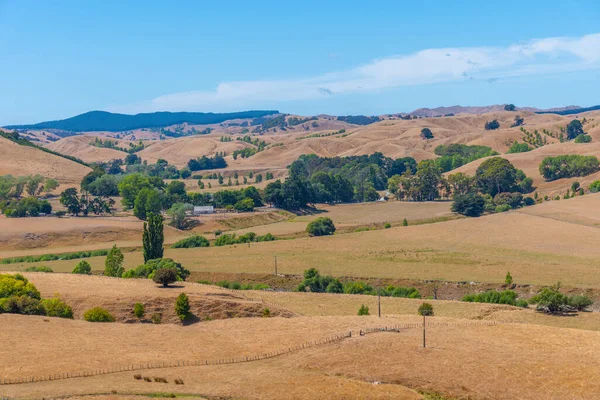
[114,33,600,113]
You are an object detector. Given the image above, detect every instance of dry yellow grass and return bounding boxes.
[0,136,90,184]
[44,135,129,163]
[11,196,600,288]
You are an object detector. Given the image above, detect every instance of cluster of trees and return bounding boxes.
[92,138,145,154]
[187,155,227,171]
[214,232,275,246]
[59,188,115,216]
[450,157,534,217]
[433,144,498,172]
[0,273,72,318]
[529,283,593,314]
[336,115,380,125]
[388,160,447,201]
[506,142,531,154]
[296,268,421,298]
[0,175,58,218]
[420,128,434,139]
[539,155,599,181]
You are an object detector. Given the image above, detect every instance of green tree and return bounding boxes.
[476,157,518,196]
[133,188,163,220]
[167,203,194,230]
[152,268,177,287]
[357,304,370,315]
[43,178,59,194]
[451,192,485,217]
[420,128,434,139]
[175,292,191,321]
[306,217,336,236]
[104,245,124,277]
[418,302,434,316]
[72,260,92,275]
[60,188,82,216]
[118,173,151,209]
[484,120,500,130]
[504,104,516,111]
[142,213,164,262]
[566,119,585,140]
[234,197,255,212]
[505,271,513,286]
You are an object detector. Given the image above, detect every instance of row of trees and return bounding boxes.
[539,155,599,181]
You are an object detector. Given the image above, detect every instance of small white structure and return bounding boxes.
[193,206,214,215]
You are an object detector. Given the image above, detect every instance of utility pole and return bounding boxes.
[377,281,381,317]
[274,256,278,276]
[423,314,426,348]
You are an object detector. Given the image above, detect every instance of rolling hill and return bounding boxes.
[4,110,279,132]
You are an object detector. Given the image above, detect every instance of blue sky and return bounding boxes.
[0,0,599,125]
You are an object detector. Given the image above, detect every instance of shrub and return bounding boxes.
[589,180,600,193]
[152,268,178,287]
[0,295,45,315]
[306,217,336,236]
[384,222,391,229]
[134,302,145,319]
[171,235,210,249]
[568,295,593,311]
[357,304,370,315]
[403,218,408,226]
[256,233,276,242]
[420,128,434,139]
[214,233,238,246]
[83,307,115,322]
[418,303,434,316]
[175,293,190,321]
[325,279,343,294]
[515,299,529,308]
[495,204,511,213]
[343,281,374,295]
[462,290,521,306]
[523,197,535,206]
[566,119,585,140]
[494,192,523,209]
[24,265,53,273]
[151,313,162,324]
[104,245,124,277]
[507,142,531,154]
[216,280,231,288]
[41,297,73,318]
[391,286,421,298]
[72,260,92,275]
[574,134,591,143]
[529,284,569,314]
[253,283,270,290]
[237,232,256,243]
[262,308,271,317]
[505,272,513,286]
[231,282,242,290]
[0,273,41,299]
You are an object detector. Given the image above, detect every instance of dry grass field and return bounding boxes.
[0,136,91,184]
[10,194,600,289]
[45,135,130,163]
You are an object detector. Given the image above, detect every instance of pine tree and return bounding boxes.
[143,213,164,262]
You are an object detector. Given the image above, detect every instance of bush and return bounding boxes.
[589,180,600,193]
[83,307,115,322]
[420,128,434,139]
[152,268,178,287]
[253,283,270,290]
[523,197,535,206]
[495,204,511,213]
[24,265,53,273]
[214,233,238,246]
[234,197,255,212]
[574,134,592,143]
[256,233,276,242]
[462,290,521,306]
[494,192,523,209]
[41,297,74,318]
[529,284,569,314]
[72,260,92,275]
[134,302,145,319]
[151,313,162,324]
[306,217,336,236]
[391,286,421,298]
[452,193,485,217]
[515,299,529,308]
[175,293,190,321]
[262,308,271,317]
[0,295,45,315]
[171,235,210,249]
[343,281,374,295]
[384,222,391,229]
[507,142,531,154]
[0,273,41,299]
[568,295,593,311]
[418,303,434,316]
[357,304,370,315]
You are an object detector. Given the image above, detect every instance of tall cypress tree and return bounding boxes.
[143,212,164,262]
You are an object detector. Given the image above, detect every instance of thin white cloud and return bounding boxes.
[114,33,600,113]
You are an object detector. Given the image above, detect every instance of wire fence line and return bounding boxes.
[0,320,503,386]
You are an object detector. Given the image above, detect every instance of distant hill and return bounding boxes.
[5,110,280,133]
[408,104,586,117]
[535,105,600,115]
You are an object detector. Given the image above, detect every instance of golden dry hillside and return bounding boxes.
[0,135,91,184]
[45,135,130,163]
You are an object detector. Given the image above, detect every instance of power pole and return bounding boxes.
[423,314,426,348]
[378,283,381,317]
[274,256,278,276]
